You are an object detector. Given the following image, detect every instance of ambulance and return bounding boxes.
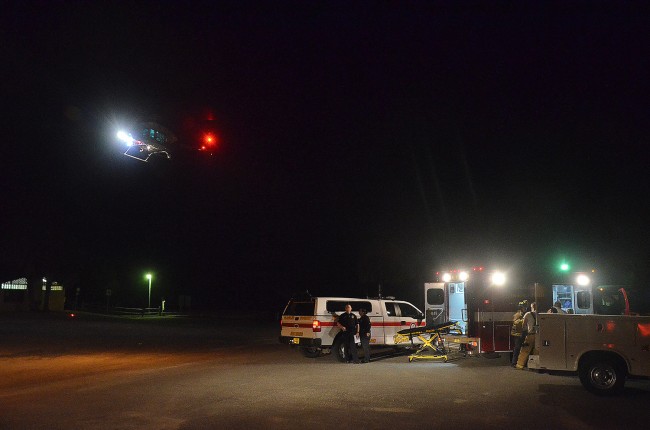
[425,268,635,355]
[279,296,426,361]
[424,268,528,354]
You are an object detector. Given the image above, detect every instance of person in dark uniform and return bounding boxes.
[336,304,359,363]
[358,308,372,363]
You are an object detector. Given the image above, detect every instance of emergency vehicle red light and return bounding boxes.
[312,320,321,332]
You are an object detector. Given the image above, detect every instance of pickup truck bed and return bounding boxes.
[528,313,650,395]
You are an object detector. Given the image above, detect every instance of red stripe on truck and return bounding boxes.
[282,321,426,328]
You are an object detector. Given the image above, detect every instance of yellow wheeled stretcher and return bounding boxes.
[394,321,470,362]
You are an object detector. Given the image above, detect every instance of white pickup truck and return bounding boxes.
[279,296,426,361]
[528,313,650,395]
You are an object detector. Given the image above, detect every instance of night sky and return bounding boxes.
[2,1,648,311]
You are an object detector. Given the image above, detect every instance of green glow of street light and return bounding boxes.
[145,273,152,308]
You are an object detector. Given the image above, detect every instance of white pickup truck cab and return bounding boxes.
[279,296,426,361]
[528,313,650,395]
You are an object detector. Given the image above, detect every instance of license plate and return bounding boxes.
[293,337,300,344]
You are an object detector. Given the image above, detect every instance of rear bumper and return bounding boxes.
[278,336,322,347]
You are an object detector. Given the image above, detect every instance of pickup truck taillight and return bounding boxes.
[312,320,321,332]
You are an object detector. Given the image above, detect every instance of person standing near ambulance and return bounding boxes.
[516,302,537,369]
[337,304,360,363]
[358,308,371,363]
[510,301,526,367]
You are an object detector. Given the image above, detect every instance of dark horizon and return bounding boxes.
[2,2,648,311]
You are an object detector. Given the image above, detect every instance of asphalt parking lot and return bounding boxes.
[1,312,648,429]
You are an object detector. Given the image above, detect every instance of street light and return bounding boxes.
[145,273,152,308]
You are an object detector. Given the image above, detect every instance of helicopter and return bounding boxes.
[116,121,177,162]
[115,117,220,162]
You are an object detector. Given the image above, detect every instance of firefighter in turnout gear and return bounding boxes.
[511,300,527,367]
[516,302,537,369]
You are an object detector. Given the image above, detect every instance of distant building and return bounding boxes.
[40,281,66,311]
[0,277,29,311]
[0,277,66,312]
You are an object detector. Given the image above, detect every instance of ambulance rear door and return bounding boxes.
[448,282,468,335]
[424,282,447,326]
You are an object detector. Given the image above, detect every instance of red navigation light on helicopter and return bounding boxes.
[199,132,220,153]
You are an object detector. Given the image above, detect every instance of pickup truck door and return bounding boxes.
[382,301,401,345]
[381,301,426,345]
